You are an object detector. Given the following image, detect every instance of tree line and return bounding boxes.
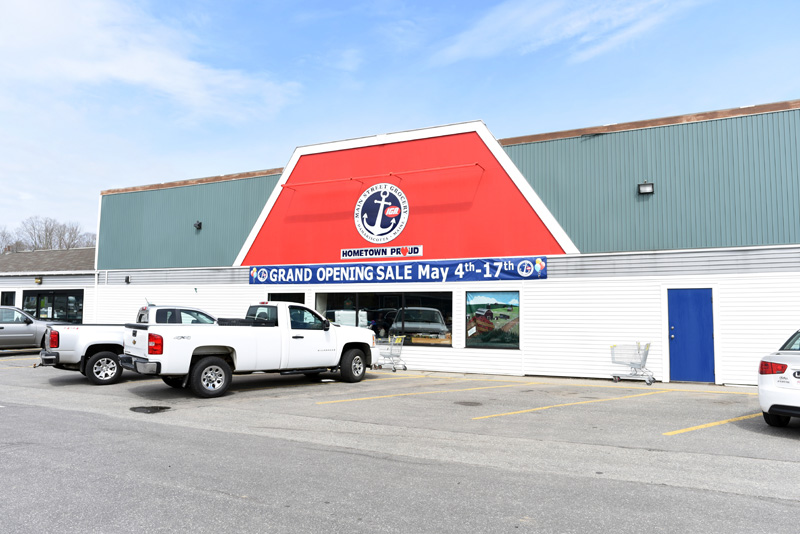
[0,216,96,253]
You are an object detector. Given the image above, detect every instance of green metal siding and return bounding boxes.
[97,174,280,269]
[504,109,800,253]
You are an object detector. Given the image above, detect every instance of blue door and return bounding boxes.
[668,288,715,382]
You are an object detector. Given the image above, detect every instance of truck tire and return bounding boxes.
[86,351,123,385]
[189,356,232,398]
[162,376,185,389]
[340,348,366,383]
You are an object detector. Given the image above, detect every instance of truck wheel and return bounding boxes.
[189,356,232,398]
[162,376,185,389]
[340,348,366,383]
[86,352,123,385]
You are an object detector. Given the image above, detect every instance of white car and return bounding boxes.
[758,330,800,427]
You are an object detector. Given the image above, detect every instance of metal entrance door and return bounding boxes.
[668,288,715,382]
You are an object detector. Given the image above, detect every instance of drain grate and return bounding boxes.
[130,406,171,414]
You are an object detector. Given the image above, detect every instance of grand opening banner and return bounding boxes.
[249,256,547,285]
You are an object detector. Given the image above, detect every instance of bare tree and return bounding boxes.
[3,217,97,252]
[56,221,85,249]
[0,227,15,253]
[18,216,60,250]
[80,232,97,247]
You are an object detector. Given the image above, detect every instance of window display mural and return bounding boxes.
[466,291,520,349]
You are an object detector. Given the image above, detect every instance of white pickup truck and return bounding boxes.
[39,305,217,385]
[121,301,376,398]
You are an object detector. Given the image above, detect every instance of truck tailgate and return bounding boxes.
[123,324,150,359]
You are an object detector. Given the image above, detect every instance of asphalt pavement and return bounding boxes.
[1,355,798,533]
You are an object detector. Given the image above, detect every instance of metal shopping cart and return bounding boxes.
[611,342,654,385]
[372,335,407,372]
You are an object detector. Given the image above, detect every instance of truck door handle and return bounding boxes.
[292,335,304,339]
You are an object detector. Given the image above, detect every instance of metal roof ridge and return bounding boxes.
[498,99,800,146]
[101,168,285,196]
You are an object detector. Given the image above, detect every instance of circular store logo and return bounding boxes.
[354,183,409,243]
[517,260,534,278]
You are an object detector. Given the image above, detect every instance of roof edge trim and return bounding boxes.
[498,99,800,146]
[101,168,284,196]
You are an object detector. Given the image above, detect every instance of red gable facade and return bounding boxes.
[236,122,576,267]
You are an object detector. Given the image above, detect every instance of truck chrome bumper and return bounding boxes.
[39,350,59,366]
[121,354,160,375]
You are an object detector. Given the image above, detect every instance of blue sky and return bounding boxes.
[2,0,799,236]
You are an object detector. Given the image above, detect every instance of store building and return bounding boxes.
[92,100,800,385]
[0,248,95,323]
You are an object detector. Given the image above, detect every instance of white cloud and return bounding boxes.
[0,0,299,121]
[469,296,499,305]
[332,48,364,72]
[431,0,704,65]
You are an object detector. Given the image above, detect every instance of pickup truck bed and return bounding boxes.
[38,305,217,385]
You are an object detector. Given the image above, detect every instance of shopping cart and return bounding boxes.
[372,335,407,372]
[611,342,654,385]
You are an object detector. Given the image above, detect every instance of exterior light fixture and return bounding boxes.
[194,221,203,230]
[638,181,654,195]
[34,276,43,284]
[125,276,131,284]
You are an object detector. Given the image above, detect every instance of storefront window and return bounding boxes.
[22,290,84,324]
[316,291,452,346]
[268,293,305,304]
[466,291,520,349]
[1,291,15,306]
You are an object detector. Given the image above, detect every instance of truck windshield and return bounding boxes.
[398,309,443,324]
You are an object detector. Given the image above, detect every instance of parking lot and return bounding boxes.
[2,350,799,533]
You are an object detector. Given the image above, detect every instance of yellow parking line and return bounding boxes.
[0,357,40,362]
[663,413,762,436]
[473,390,672,420]
[317,382,543,404]
[529,382,758,396]
[371,374,532,384]
[662,388,757,396]
[369,375,430,381]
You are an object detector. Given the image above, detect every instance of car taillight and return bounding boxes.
[759,361,788,374]
[148,333,163,355]
[49,330,59,349]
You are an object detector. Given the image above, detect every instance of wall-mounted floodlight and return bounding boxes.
[34,276,42,285]
[638,181,654,195]
[194,221,203,230]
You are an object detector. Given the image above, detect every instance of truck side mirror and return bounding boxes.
[323,319,330,331]
[25,317,33,325]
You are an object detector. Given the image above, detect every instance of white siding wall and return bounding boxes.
[92,284,269,323]
[524,277,663,381]
[712,273,800,385]
[92,260,800,386]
